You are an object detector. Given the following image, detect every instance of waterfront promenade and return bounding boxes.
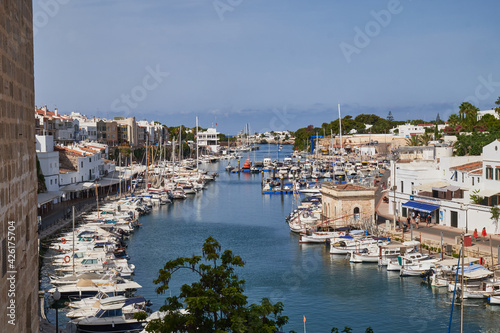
[376,188,500,265]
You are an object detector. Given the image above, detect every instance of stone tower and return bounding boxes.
[0,1,38,332]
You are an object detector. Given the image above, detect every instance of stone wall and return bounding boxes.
[0,1,38,332]
[321,184,376,226]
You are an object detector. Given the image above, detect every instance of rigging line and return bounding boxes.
[448,248,462,333]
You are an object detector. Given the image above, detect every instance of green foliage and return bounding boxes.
[149,237,288,332]
[133,147,145,162]
[491,206,500,233]
[331,327,356,333]
[133,311,149,321]
[36,156,46,193]
[386,111,394,122]
[454,132,499,156]
[470,189,484,205]
[405,135,421,146]
[419,132,432,146]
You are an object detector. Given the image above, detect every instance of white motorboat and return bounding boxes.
[351,244,401,264]
[66,295,148,319]
[299,231,346,244]
[67,300,146,333]
[330,237,389,255]
[47,277,142,298]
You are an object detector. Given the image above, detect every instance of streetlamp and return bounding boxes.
[52,288,61,333]
[392,155,399,230]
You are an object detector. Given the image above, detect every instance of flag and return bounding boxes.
[303,315,306,323]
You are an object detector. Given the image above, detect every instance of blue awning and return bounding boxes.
[402,201,439,213]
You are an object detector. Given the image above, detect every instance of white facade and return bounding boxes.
[36,135,60,192]
[389,140,500,233]
[482,139,500,189]
[79,120,98,141]
[197,128,220,152]
[477,109,498,121]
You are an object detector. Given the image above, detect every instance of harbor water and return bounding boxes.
[50,144,500,332]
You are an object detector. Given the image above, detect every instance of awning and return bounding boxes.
[61,182,98,192]
[37,191,62,205]
[432,185,461,192]
[414,181,449,192]
[96,178,121,187]
[402,201,440,213]
[477,188,500,197]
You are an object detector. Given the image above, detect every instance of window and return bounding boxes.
[472,177,474,186]
[411,182,414,195]
[462,173,464,183]
[353,207,360,220]
[486,167,493,179]
[400,181,404,193]
[496,168,500,181]
[81,161,83,168]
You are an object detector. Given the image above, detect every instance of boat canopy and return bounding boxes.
[402,201,439,213]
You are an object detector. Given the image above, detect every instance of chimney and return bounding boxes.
[54,108,58,116]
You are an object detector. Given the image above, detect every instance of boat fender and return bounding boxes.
[61,238,67,244]
[480,257,485,265]
[64,255,71,263]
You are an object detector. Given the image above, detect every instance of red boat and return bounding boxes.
[242,158,252,170]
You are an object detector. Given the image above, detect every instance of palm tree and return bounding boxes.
[448,114,460,128]
[405,135,420,146]
[419,132,432,146]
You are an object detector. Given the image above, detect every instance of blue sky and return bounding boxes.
[34,0,500,134]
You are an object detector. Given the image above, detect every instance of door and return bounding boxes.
[451,211,458,228]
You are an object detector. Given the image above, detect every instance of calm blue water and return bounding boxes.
[50,144,500,332]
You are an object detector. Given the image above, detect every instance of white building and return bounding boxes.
[197,128,220,153]
[391,123,447,138]
[477,109,499,121]
[389,140,500,234]
[79,120,98,142]
[36,135,61,193]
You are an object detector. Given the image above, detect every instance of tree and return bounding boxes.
[405,135,421,146]
[149,237,288,332]
[386,111,394,123]
[491,206,500,234]
[436,113,442,124]
[495,96,500,116]
[419,132,432,146]
[469,189,484,205]
[448,114,460,128]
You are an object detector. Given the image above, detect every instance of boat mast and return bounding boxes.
[338,103,342,156]
[146,136,149,191]
[72,206,75,276]
[460,233,464,333]
[196,117,199,169]
[179,125,182,163]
